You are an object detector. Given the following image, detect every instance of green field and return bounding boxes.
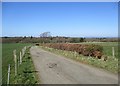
[2,43,38,84]
[75,42,118,58]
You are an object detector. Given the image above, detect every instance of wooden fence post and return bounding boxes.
[7,64,10,84]
[20,51,22,64]
[25,46,26,51]
[13,50,17,76]
[22,48,24,57]
[22,46,26,58]
[112,47,115,58]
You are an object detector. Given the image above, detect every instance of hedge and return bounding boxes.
[40,43,103,59]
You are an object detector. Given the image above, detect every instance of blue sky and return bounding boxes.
[2,2,118,37]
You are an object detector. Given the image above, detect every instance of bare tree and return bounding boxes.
[40,32,51,37]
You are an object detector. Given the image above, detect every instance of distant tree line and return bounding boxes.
[1,36,118,43]
[1,32,118,43]
[1,36,86,43]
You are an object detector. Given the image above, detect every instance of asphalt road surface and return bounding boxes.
[30,46,118,84]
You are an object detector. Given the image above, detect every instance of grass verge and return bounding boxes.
[16,46,39,84]
[40,46,118,73]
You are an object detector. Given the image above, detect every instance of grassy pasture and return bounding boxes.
[75,42,118,58]
[2,43,38,84]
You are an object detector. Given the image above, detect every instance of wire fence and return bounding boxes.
[1,46,27,84]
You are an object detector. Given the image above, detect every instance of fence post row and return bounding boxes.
[13,50,17,76]
[7,64,10,84]
[7,46,27,84]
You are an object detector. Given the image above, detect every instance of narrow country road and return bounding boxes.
[30,46,118,84]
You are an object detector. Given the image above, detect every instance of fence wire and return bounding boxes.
[1,46,27,84]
